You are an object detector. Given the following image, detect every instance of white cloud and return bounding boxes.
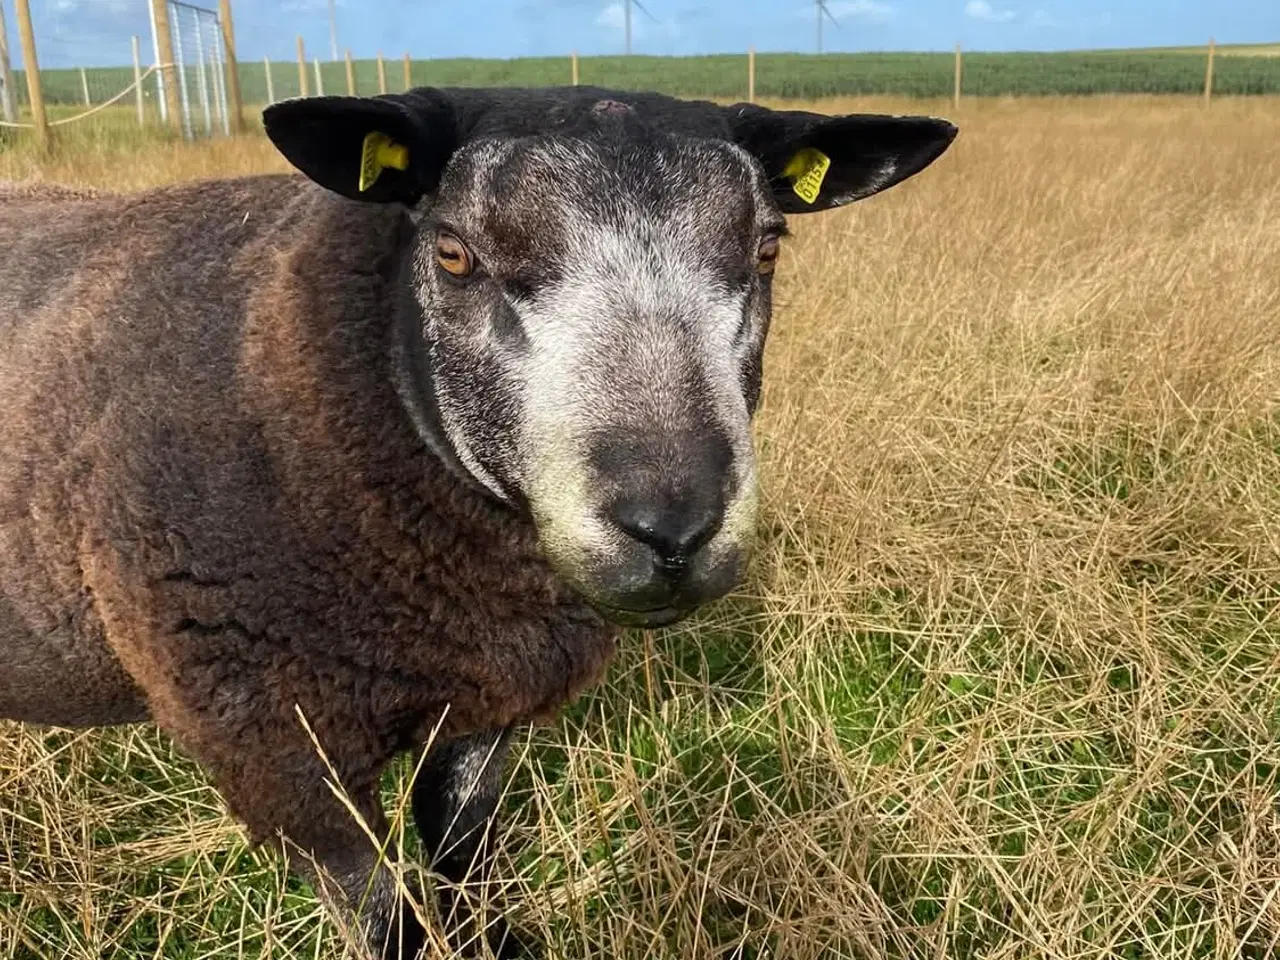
[965,0,1016,22]
[595,2,627,29]
[595,2,681,41]
[48,0,134,13]
[1027,8,1112,31]
[796,0,894,24]
[826,0,895,22]
[282,0,345,11]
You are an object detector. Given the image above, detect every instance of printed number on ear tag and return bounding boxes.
[359,132,410,193]
[782,148,831,205]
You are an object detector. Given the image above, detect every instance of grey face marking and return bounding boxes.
[406,122,785,625]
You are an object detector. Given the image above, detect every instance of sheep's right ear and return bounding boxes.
[726,103,957,213]
[262,94,458,206]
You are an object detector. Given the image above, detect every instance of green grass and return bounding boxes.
[7,572,1275,958]
[9,48,1280,109]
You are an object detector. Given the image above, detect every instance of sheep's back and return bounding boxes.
[0,174,314,723]
[0,172,616,746]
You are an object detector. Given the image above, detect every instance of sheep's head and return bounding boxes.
[264,86,956,629]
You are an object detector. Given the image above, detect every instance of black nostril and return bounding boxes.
[610,497,724,569]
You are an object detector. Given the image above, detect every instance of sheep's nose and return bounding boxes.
[610,495,724,574]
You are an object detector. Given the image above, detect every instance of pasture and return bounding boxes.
[2,93,1279,959]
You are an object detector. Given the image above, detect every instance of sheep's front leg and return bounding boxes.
[144,700,429,959]
[412,728,534,958]
[216,750,430,959]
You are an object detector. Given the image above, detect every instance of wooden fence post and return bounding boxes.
[748,46,755,103]
[13,0,48,147]
[953,43,962,108]
[296,35,308,97]
[132,35,145,127]
[0,0,17,124]
[1204,38,1215,103]
[218,0,244,133]
[149,0,181,132]
[376,51,386,94]
[79,66,91,105]
[571,50,579,85]
[313,57,323,96]
[402,52,411,90]
[344,49,355,95]
[264,56,274,104]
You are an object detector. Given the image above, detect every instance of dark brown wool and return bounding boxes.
[0,175,617,865]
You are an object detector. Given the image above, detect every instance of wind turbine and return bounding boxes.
[624,0,660,55]
[816,0,840,54]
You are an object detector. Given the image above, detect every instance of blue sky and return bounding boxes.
[9,0,1279,69]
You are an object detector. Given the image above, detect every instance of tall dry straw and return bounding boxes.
[2,94,1279,959]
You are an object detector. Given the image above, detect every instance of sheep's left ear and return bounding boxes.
[727,104,958,214]
[262,92,458,205]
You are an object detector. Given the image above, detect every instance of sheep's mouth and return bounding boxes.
[590,602,692,630]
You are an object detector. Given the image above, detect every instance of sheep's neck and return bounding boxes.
[243,191,618,740]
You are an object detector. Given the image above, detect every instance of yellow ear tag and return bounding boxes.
[781,147,831,205]
[358,131,410,192]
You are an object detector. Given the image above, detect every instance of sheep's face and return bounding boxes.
[408,132,783,626]
[264,87,957,628]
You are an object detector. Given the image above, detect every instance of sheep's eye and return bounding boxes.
[757,236,781,275]
[436,234,474,278]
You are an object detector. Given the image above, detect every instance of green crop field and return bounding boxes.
[8,47,1280,109]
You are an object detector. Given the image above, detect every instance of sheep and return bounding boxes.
[0,85,956,958]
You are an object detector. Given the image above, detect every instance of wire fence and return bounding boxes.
[0,0,235,141]
[249,48,1280,103]
[11,49,1280,113]
[3,0,148,116]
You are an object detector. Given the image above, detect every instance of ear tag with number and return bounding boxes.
[359,131,410,192]
[781,148,831,205]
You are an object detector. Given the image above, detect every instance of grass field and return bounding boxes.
[2,94,1280,959]
[7,45,1280,108]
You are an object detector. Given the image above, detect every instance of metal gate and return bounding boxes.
[150,0,230,140]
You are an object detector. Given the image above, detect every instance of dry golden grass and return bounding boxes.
[2,94,1280,960]
[1159,43,1279,57]
[1203,44,1280,57]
